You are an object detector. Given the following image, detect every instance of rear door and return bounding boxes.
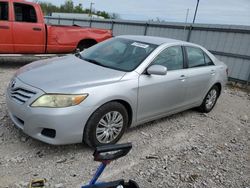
[0,1,13,53]
[12,2,45,53]
[137,46,188,122]
[184,46,216,104]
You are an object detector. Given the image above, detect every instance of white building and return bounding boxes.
[51,13,104,19]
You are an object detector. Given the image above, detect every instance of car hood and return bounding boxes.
[16,55,126,93]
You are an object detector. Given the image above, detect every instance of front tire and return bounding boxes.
[199,85,219,113]
[83,102,128,148]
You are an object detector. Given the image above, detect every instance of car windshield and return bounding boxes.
[79,38,158,72]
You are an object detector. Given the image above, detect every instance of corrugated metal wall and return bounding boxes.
[45,17,250,83]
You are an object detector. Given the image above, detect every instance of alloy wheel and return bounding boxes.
[96,111,124,144]
[205,89,217,110]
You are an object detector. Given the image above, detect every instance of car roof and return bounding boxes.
[117,35,186,46]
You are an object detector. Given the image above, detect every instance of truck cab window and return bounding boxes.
[14,3,37,23]
[0,2,8,21]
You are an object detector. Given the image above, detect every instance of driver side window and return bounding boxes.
[0,2,8,21]
[152,46,184,71]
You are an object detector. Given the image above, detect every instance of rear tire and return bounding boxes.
[199,85,219,113]
[83,102,128,148]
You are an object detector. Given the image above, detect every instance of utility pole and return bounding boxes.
[192,0,200,24]
[185,8,190,24]
[187,0,200,41]
[183,8,189,40]
[89,2,95,18]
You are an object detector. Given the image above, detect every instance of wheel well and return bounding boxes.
[112,100,133,127]
[214,83,222,96]
[82,100,133,144]
[77,39,97,49]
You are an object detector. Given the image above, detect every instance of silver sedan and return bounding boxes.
[6,35,228,147]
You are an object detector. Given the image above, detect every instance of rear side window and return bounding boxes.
[0,2,8,21]
[204,52,214,65]
[152,46,184,71]
[186,47,206,68]
[14,3,37,23]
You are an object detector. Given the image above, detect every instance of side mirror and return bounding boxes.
[147,65,167,75]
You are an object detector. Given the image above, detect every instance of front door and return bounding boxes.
[137,46,188,122]
[0,1,13,53]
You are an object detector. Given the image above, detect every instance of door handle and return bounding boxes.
[0,25,9,29]
[33,27,42,31]
[179,75,187,81]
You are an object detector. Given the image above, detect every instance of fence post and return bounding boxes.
[186,24,193,42]
[72,18,75,25]
[111,20,114,32]
[247,67,250,86]
[89,19,92,27]
[144,22,148,36]
[58,16,61,25]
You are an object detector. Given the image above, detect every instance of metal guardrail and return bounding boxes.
[209,51,250,61]
[44,16,250,33]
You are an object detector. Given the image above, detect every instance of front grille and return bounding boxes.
[10,87,36,104]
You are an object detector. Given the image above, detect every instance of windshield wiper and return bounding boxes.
[82,58,109,68]
[83,58,102,65]
[75,49,82,58]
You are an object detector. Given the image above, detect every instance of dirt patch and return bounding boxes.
[0,62,249,188]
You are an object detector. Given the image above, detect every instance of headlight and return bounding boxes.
[31,94,88,108]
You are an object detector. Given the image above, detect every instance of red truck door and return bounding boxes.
[12,2,45,54]
[0,1,13,53]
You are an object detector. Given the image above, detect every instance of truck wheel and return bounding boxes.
[77,40,97,51]
[83,102,128,148]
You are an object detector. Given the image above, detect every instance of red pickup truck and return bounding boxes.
[0,0,112,54]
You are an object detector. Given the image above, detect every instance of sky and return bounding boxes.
[39,0,250,25]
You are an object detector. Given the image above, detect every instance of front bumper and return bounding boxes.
[6,78,95,145]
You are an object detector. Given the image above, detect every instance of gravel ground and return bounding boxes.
[0,61,249,188]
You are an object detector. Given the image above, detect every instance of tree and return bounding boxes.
[38,2,59,15]
[75,3,83,13]
[60,0,74,13]
[37,0,118,19]
[110,13,120,19]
